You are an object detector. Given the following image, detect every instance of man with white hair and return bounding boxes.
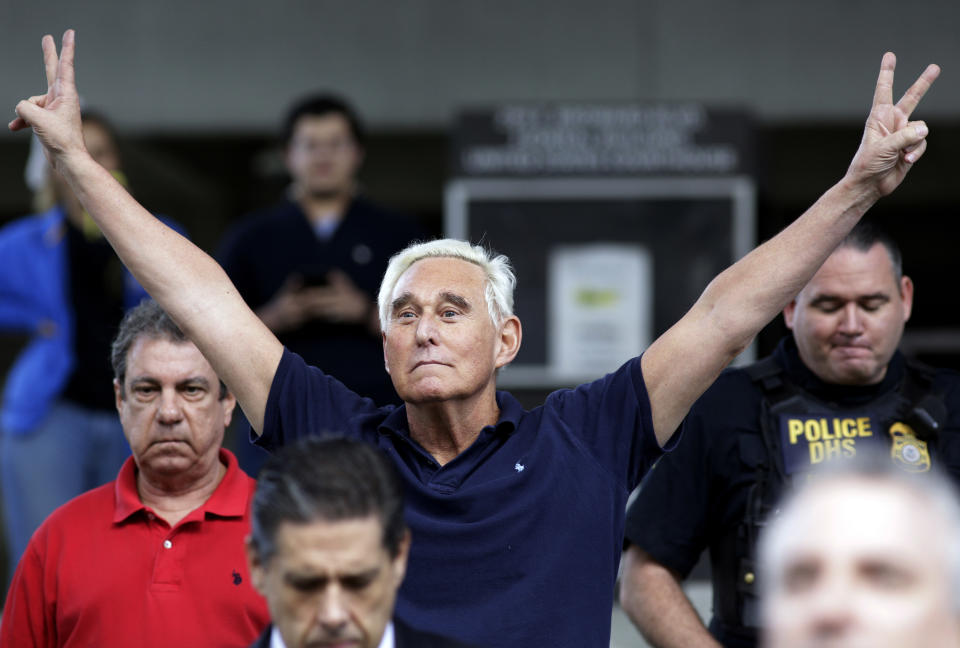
[10,30,939,647]
[759,454,960,648]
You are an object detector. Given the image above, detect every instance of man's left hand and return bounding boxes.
[844,53,940,200]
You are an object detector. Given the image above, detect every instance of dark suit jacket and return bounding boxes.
[249,627,270,648]
[249,619,479,648]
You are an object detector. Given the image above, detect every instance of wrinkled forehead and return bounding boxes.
[392,256,487,300]
[125,335,214,377]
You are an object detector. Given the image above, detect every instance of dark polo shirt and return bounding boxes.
[255,348,668,648]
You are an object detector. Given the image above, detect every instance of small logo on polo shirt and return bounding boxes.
[232,570,242,586]
[514,462,525,473]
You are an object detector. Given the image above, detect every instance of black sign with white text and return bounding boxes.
[452,104,754,177]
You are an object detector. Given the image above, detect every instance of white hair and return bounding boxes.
[758,452,960,613]
[377,239,516,331]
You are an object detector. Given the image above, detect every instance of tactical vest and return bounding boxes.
[713,356,946,631]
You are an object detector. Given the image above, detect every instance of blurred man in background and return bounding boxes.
[218,94,424,408]
[759,455,960,648]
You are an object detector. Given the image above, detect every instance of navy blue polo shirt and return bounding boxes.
[257,348,666,648]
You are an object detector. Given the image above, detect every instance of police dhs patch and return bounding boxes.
[778,414,878,475]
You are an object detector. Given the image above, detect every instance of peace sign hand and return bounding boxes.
[846,52,940,199]
[9,30,86,172]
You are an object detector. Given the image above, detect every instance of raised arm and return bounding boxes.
[642,52,939,446]
[10,30,281,432]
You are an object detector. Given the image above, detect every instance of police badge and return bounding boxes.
[888,421,931,473]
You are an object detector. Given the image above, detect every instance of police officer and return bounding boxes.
[619,223,960,648]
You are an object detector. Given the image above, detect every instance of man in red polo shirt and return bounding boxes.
[0,300,270,648]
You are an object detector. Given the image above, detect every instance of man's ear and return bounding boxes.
[782,300,798,330]
[495,316,522,369]
[382,331,391,374]
[113,378,124,414]
[392,529,412,587]
[220,390,237,428]
[900,275,914,323]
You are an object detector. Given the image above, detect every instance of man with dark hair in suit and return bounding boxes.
[246,437,474,648]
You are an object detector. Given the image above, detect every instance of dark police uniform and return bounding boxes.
[624,337,960,648]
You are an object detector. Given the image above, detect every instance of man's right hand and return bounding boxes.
[10,31,86,170]
[11,29,284,436]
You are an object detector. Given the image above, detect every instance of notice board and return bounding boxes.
[446,104,756,388]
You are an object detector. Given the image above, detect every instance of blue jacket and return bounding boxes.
[0,206,185,434]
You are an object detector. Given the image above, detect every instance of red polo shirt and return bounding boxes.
[0,448,269,648]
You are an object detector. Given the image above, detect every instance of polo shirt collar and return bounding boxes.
[201,449,251,517]
[493,390,523,434]
[112,455,143,523]
[377,391,523,439]
[112,448,248,524]
[378,404,411,436]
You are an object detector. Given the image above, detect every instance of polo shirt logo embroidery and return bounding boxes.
[514,462,525,473]
[232,570,242,586]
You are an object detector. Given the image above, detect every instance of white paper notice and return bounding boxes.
[548,244,652,379]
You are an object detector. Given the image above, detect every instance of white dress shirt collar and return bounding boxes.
[269,621,396,648]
